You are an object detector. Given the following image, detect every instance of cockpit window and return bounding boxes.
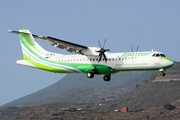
[152,53,166,57]
[160,54,166,57]
[156,54,160,57]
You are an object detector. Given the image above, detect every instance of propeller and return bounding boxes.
[136,46,139,52]
[96,39,110,63]
[131,46,139,52]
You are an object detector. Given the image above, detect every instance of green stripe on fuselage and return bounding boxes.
[23,53,71,73]
[157,57,173,62]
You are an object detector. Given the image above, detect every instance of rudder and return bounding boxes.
[16,29,48,60]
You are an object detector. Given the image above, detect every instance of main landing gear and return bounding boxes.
[87,72,94,78]
[103,75,111,81]
[87,72,111,82]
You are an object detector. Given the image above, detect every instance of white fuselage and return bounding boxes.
[44,50,173,72]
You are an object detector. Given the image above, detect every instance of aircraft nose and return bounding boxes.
[166,58,174,66]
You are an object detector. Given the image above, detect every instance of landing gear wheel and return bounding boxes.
[87,72,94,78]
[161,72,165,76]
[103,75,111,82]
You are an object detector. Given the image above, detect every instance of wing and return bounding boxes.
[7,30,89,55]
[34,35,88,55]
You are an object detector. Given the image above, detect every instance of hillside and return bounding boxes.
[10,87,130,106]
[2,71,155,107]
[96,81,180,112]
[11,98,180,120]
[1,81,180,119]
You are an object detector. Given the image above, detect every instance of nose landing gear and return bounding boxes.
[161,71,165,76]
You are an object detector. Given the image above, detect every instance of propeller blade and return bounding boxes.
[96,39,109,63]
[102,52,108,63]
[106,49,110,52]
[103,39,107,49]
[98,53,102,62]
[131,46,133,52]
[136,46,139,52]
[98,39,102,48]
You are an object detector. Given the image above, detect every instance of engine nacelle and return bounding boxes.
[81,47,101,56]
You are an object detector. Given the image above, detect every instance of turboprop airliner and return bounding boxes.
[7,29,174,81]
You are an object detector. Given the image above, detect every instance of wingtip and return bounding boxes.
[6,30,13,33]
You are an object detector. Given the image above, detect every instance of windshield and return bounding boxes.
[152,53,166,57]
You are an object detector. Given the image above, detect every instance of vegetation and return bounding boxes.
[135,84,139,88]
[142,79,148,84]
[10,103,180,120]
[0,106,33,120]
[163,103,175,110]
[96,81,180,112]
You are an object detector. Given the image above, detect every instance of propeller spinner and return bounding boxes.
[96,39,110,63]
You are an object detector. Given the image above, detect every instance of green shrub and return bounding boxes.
[163,103,175,110]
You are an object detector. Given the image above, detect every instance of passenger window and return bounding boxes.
[109,58,111,61]
[119,58,121,60]
[112,58,114,61]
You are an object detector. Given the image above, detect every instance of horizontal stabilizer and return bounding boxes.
[16,60,36,68]
[7,30,39,37]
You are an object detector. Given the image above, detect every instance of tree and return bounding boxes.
[136,84,139,88]
[109,104,117,110]
[142,79,148,84]
[163,103,175,110]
